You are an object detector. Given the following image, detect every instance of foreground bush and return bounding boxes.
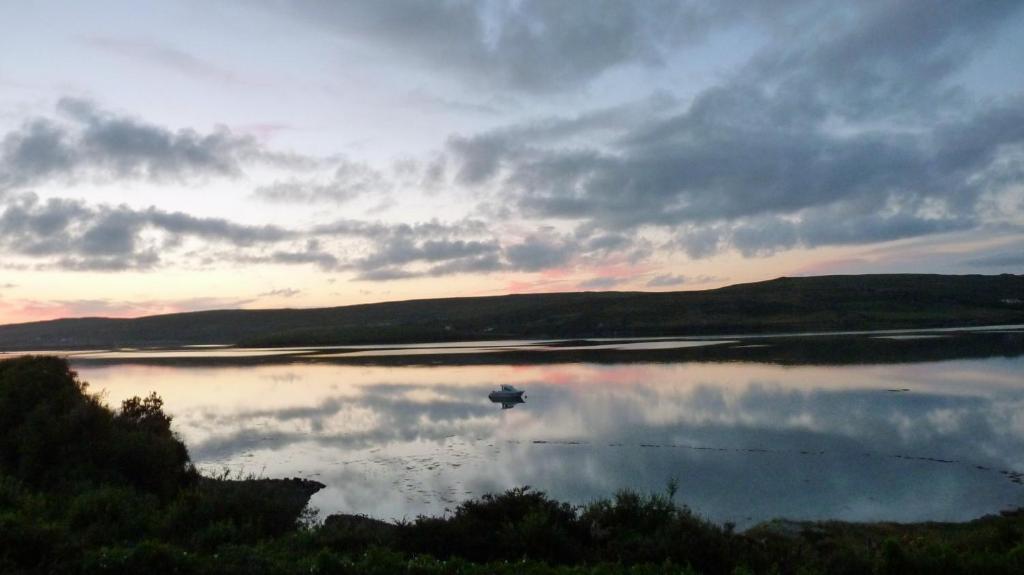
[0,356,196,499]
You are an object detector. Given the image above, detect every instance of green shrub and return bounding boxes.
[396,487,585,563]
[581,488,737,571]
[82,540,196,575]
[0,511,69,572]
[0,356,197,500]
[68,486,159,546]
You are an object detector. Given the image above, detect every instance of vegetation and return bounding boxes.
[0,356,195,499]
[0,274,1021,349]
[2,356,1023,574]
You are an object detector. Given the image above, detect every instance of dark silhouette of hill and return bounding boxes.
[0,274,1021,349]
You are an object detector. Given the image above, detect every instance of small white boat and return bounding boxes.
[488,384,526,408]
[488,384,525,402]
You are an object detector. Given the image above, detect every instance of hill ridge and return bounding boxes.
[1,274,1021,349]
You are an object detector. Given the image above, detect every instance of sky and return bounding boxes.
[1,0,1023,324]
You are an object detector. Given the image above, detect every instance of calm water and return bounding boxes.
[29,332,1024,527]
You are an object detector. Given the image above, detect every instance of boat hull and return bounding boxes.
[488,391,524,401]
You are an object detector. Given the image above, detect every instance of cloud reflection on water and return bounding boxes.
[75,358,1024,526]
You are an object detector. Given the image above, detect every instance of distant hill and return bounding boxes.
[0,274,1022,349]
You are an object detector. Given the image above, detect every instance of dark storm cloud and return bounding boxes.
[0,99,302,193]
[277,1,764,93]
[443,1,1024,258]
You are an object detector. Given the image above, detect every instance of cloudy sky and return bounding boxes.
[1,0,1023,323]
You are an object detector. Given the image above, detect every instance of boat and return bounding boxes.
[488,384,526,409]
[488,384,525,401]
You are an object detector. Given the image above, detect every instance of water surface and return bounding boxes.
[57,331,1024,528]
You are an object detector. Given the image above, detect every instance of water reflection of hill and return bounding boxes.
[32,329,1024,367]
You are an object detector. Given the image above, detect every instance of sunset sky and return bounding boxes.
[1,0,1023,324]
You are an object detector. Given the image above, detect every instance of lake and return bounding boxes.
[13,327,1024,528]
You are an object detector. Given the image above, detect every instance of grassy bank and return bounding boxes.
[1,356,1023,574]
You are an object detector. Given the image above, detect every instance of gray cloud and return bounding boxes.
[578,276,626,290]
[357,238,499,272]
[308,217,627,280]
[257,239,340,271]
[443,1,1024,258]
[963,246,1024,269]
[258,288,301,298]
[0,191,594,277]
[0,194,294,271]
[349,222,504,280]
[503,235,574,272]
[749,0,1018,121]
[146,210,289,244]
[461,93,1013,232]
[252,159,390,204]
[296,218,510,279]
[424,253,505,277]
[276,1,749,93]
[446,93,680,186]
[346,226,631,281]
[278,1,1019,101]
[581,232,633,254]
[646,274,687,288]
[0,98,303,193]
